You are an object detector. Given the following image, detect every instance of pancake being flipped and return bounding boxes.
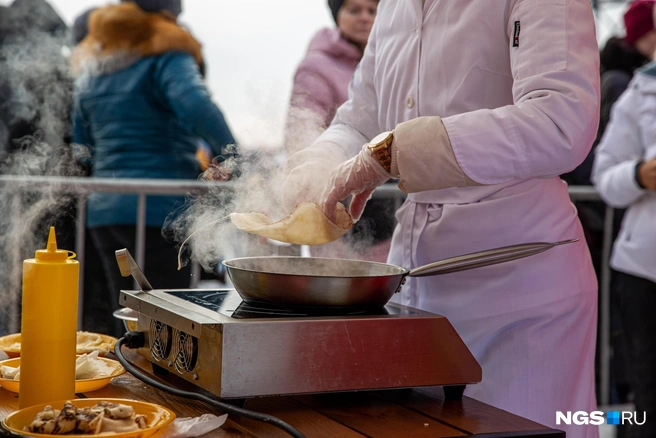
[230,202,353,246]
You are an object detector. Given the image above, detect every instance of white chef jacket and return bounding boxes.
[305,0,601,436]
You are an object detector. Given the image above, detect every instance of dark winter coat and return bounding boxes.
[71,3,236,228]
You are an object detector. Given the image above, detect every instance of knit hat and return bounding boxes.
[121,0,182,17]
[327,0,344,25]
[624,0,656,47]
[72,7,96,45]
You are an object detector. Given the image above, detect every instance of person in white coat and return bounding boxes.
[282,1,601,437]
[592,55,656,437]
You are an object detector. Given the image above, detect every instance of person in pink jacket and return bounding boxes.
[285,0,378,155]
[282,1,601,437]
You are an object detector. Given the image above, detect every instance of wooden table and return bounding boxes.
[0,355,564,438]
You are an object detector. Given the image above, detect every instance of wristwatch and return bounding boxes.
[367,131,394,173]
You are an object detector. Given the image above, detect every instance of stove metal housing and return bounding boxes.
[119,289,482,399]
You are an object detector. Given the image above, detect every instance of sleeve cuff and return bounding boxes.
[390,140,399,177]
[393,116,481,193]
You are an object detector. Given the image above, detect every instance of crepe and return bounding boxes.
[230,202,354,246]
[27,401,147,435]
[1,351,119,381]
[0,332,115,358]
[75,351,117,380]
[76,331,114,355]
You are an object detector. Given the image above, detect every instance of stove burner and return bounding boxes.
[230,301,390,319]
[165,289,414,319]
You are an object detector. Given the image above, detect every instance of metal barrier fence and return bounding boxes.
[0,176,614,405]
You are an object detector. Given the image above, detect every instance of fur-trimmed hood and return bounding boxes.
[71,3,202,76]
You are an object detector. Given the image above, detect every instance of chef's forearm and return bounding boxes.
[314,122,369,161]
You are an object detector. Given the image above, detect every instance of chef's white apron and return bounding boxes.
[388,177,599,438]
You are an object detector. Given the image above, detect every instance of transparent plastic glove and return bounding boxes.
[321,144,392,223]
[281,143,344,213]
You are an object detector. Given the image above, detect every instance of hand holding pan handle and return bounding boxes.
[408,239,579,278]
[115,248,153,292]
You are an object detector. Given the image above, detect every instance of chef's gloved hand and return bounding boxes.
[281,142,345,213]
[321,144,393,223]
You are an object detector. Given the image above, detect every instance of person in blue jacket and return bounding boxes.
[71,0,236,336]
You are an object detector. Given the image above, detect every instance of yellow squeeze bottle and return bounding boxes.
[19,227,79,408]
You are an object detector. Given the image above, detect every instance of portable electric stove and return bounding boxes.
[118,288,482,399]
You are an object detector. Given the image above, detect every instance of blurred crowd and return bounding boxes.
[0,0,387,338]
[1,0,656,435]
[565,1,656,436]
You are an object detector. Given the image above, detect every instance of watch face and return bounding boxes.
[371,131,392,145]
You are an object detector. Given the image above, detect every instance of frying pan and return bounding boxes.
[223,239,577,308]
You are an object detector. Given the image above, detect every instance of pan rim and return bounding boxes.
[222,256,409,278]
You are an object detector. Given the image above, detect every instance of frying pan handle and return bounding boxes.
[407,239,578,278]
[115,248,153,291]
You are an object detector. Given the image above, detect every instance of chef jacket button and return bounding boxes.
[406,96,414,109]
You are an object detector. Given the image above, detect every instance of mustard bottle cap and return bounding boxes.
[35,227,73,262]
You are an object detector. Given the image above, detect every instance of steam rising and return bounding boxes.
[0,1,387,335]
[166,152,290,272]
[167,106,382,274]
[283,105,325,156]
[0,4,83,335]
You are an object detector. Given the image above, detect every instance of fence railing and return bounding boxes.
[0,176,614,405]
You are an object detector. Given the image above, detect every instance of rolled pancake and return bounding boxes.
[230,202,353,246]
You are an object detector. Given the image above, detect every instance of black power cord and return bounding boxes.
[114,334,306,438]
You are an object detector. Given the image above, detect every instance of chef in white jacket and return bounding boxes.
[282,1,600,437]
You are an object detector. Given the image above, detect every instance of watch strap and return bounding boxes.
[369,132,394,173]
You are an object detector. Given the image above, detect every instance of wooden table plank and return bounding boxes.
[101,351,257,436]
[377,387,564,437]
[292,392,466,437]
[88,373,212,417]
[0,391,17,420]
[0,360,563,438]
[105,352,359,437]
[234,397,366,438]
[90,374,261,437]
